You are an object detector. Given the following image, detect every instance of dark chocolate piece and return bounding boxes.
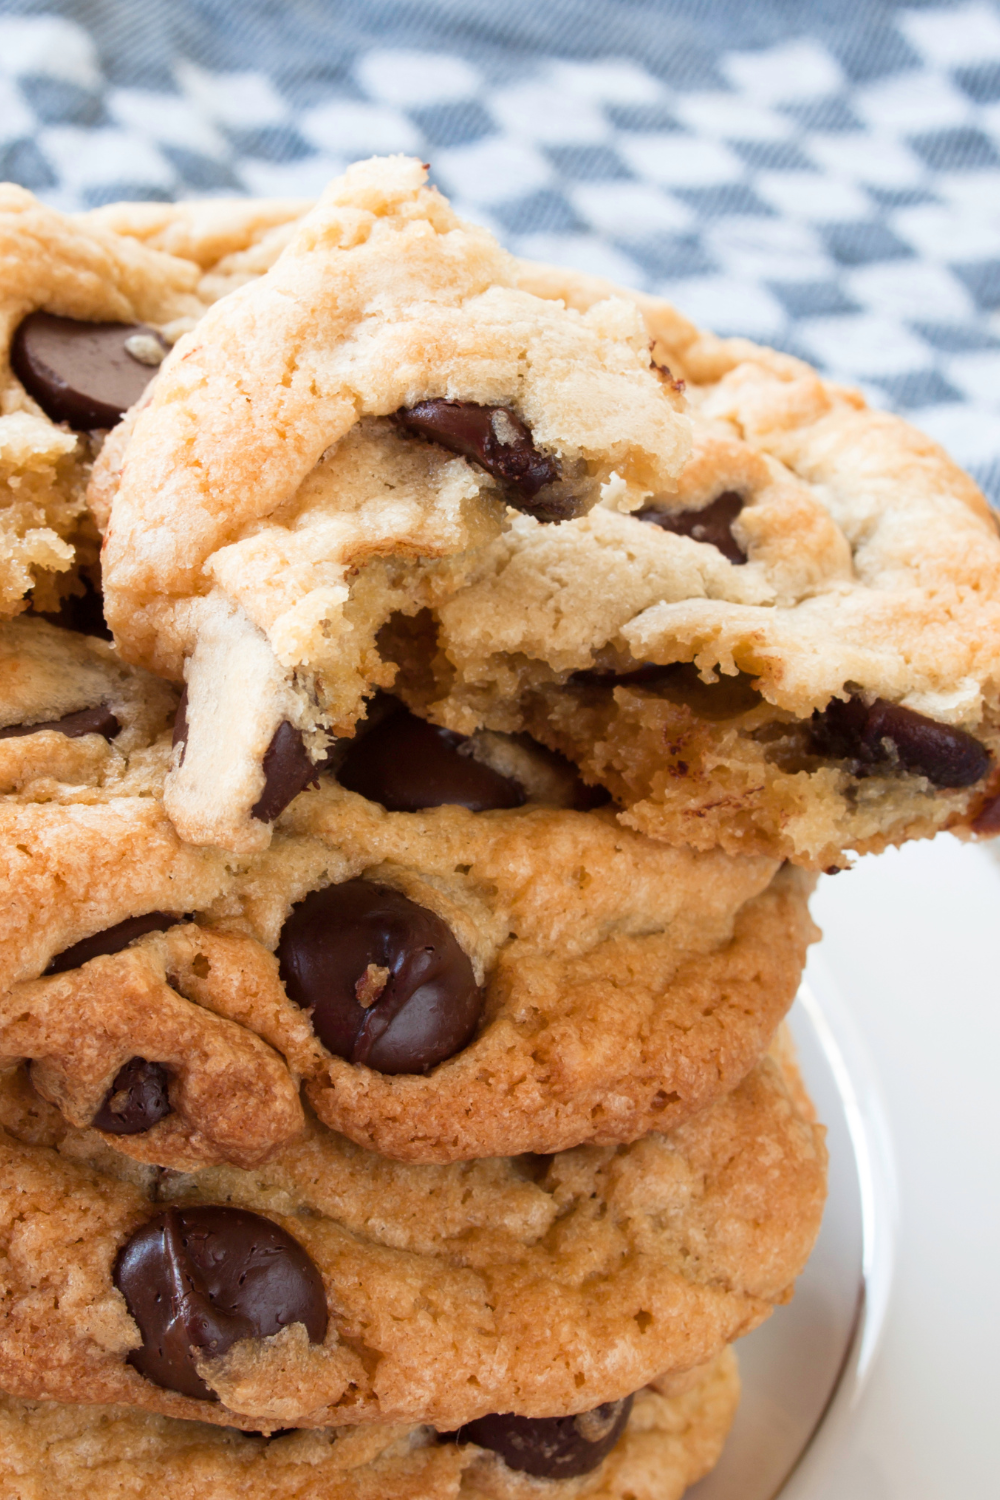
[0,704,120,742]
[638,491,747,564]
[810,695,990,788]
[114,1205,328,1401]
[172,698,321,823]
[337,703,525,813]
[46,911,182,974]
[11,311,167,429]
[392,400,569,521]
[92,1057,172,1135]
[251,720,322,823]
[278,879,482,1074]
[451,1395,634,1479]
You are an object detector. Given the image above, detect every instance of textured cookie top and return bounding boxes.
[515,260,1000,727]
[0,1350,734,1500]
[0,185,203,354]
[95,158,689,853]
[0,1347,738,1500]
[0,186,209,620]
[235,781,815,1162]
[0,731,813,1165]
[103,157,686,632]
[0,614,177,807]
[385,258,1000,863]
[81,195,312,277]
[0,1049,823,1430]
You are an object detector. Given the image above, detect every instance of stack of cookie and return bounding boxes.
[0,155,996,1499]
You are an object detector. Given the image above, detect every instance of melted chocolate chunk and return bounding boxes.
[638,491,747,565]
[92,1057,172,1135]
[114,1205,328,1401]
[393,400,567,521]
[46,911,182,974]
[251,720,322,823]
[337,703,526,813]
[810,695,990,788]
[278,880,482,1074]
[11,312,167,429]
[452,1395,634,1479]
[0,703,120,742]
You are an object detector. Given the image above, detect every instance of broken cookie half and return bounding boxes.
[95,156,691,852]
[383,260,1000,869]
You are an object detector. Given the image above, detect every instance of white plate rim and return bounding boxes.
[774,959,899,1498]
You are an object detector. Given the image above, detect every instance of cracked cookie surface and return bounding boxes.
[0,731,816,1164]
[392,258,1000,866]
[95,157,689,854]
[0,1047,823,1431]
[224,774,817,1162]
[0,1348,738,1500]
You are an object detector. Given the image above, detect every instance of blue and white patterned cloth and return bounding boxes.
[1,0,999,500]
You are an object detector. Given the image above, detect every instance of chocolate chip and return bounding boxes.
[91,1057,172,1135]
[810,695,990,788]
[45,911,182,974]
[392,400,568,521]
[337,703,526,813]
[451,1395,634,1479]
[277,880,482,1074]
[11,312,167,429]
[0,704,121,743]
[171,695,321,822]
[114,1205,328,1401]
[251,720,322,823]
[638,491,747,565]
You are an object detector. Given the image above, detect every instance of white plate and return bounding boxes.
[688,963,897,1499]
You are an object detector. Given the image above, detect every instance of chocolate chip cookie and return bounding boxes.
[390,258,1000,867]
[82,193,313,305]
[0,185,212,621]
[0,715,816,1165]
[243,752,817,1161]
[0,1045,823,1431]
[94,156,690,854]
[0,1348,739,1500]
[0,614,176,800]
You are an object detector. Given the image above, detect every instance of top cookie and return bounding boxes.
[387,259,1000,867]
[96,157,690,853]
